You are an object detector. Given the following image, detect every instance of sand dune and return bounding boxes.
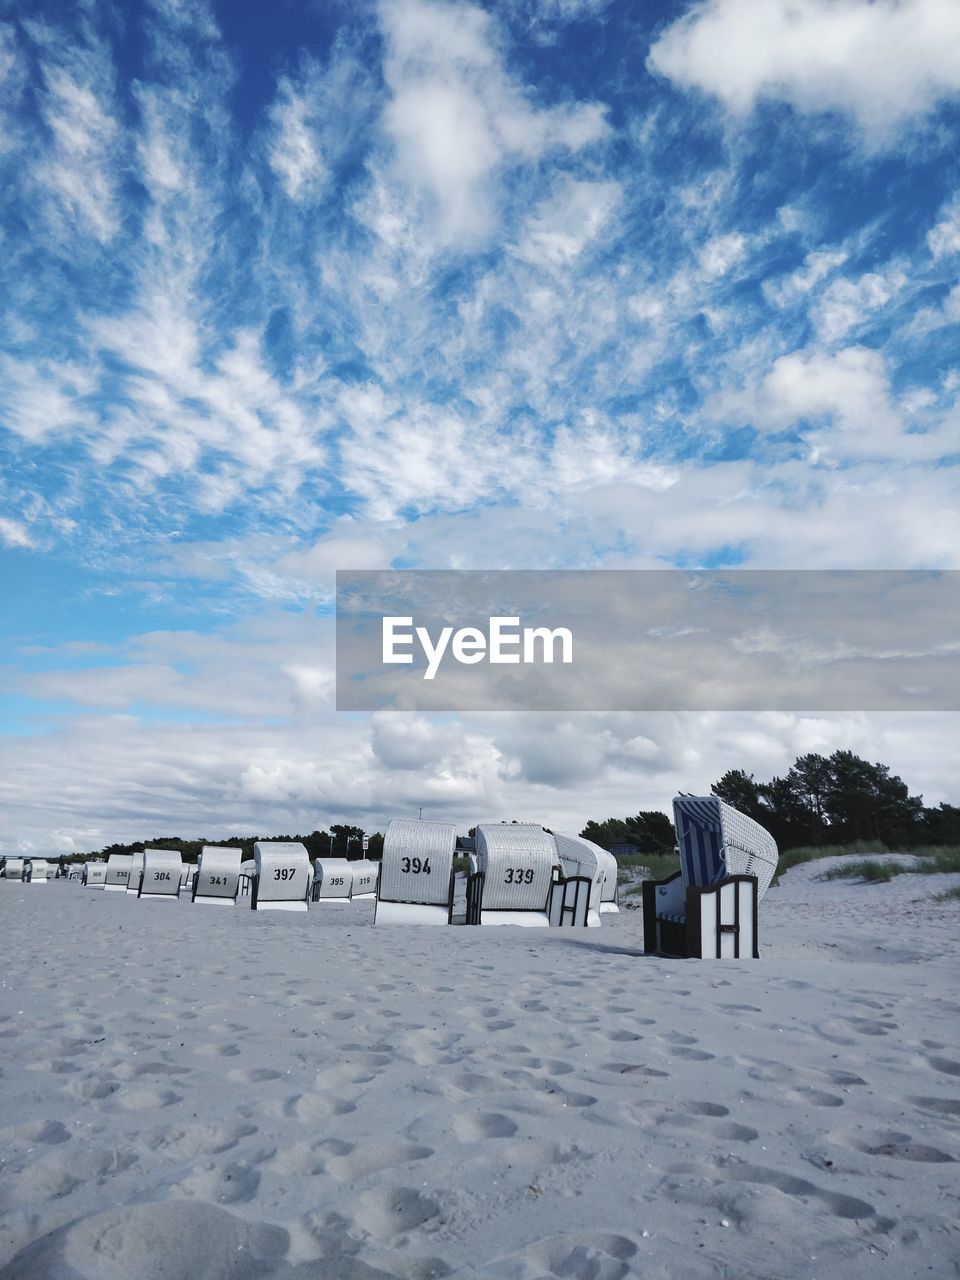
[1,861,958,1279]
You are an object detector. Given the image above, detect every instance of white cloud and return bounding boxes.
[928,197,960,257]
[377,0,609,244]
[34,49,121,243]
[0,516,32,548]
[269,83,328,201]
[648,0,960,137]
[763,249,848,309]
[813,266,908,343]
[513,177,621,268]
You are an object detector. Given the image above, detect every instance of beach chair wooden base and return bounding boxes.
[643,871,760,959]
[375,901,452,925]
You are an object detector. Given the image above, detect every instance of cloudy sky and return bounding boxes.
[2,0,959,853]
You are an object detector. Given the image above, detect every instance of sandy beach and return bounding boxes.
[1,862,958,1280]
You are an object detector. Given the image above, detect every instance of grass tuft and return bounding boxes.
[819,859,897,883]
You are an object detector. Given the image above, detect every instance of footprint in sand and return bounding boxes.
[909,1095,960,1117]
[925,1055,960,1077]
[504,1231,638,1280]
[453,1112,518,1141]
[787,1085,845,1107]
[354,1186,441,1240]
[673,1157,876,1220]
[831,1128,956,1162]
[179,1158,263,1203]
[325,1139,434,1179]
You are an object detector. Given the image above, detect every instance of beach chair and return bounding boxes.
[138,848,183,899]
[238,859,255,897]
[23,858,50,882]
[349,859,379,900]
[191,846,242,905]
[467,824,565,927]
[643,797,778,959]
[311,858,354,903]
[83,862,106,887]
[595,846,620,913]
[104,853,132,892]
[250,842,311,911]
[375,818,456,924]
[126,850,146,895]
[2,857,24,881]
[553,834,607,927]
[68,865,83,881]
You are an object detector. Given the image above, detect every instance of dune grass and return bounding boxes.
[934,885,960,903]
[818,847,960,884]
[820,858,899,883]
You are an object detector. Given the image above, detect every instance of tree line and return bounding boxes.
[79,825,385,865]
[580,749,960,855]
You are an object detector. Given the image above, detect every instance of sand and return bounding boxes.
[1,860,958,1279]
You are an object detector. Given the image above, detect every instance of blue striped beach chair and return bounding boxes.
[642,796,778,958]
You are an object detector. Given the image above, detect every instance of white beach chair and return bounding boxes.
[595,846,620,913]
[466,824,560,927]
[250,842,311,911]
[311,858,354,903]
[375,819,456,924]
[643,796,778,959]
[104,853,133,892]
[126,850,146,895]
[24,858,51,883]
[349,859,379,900]
[138,848,183,899]
[191,846,242,905]
[238,858,255,897]
[553,834,607,927]
[3,857,25,881]
[83,862,107,887]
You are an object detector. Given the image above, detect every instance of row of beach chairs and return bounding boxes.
[2,797,779,956]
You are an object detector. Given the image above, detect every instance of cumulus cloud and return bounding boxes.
[648,0,960,137]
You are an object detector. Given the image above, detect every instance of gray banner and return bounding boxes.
[336,570,960,712]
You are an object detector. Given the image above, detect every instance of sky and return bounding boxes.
[1,0,959,853]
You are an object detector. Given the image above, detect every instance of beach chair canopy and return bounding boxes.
[192,846,242,904]
[104,852,132,890]
[553,833,606,924]
[313,858,354,900]
[252,842,310,911]
[84,862,107,887]
[474,824,556,914]
[25,858,51,881]
[139,848,183,898]
[673,796,778,901]
[3,857,24,880]
[376,818,457,924]
[594,846,619,908]
[349,859,379,899]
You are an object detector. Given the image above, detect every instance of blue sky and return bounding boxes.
[2,0,959,851]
